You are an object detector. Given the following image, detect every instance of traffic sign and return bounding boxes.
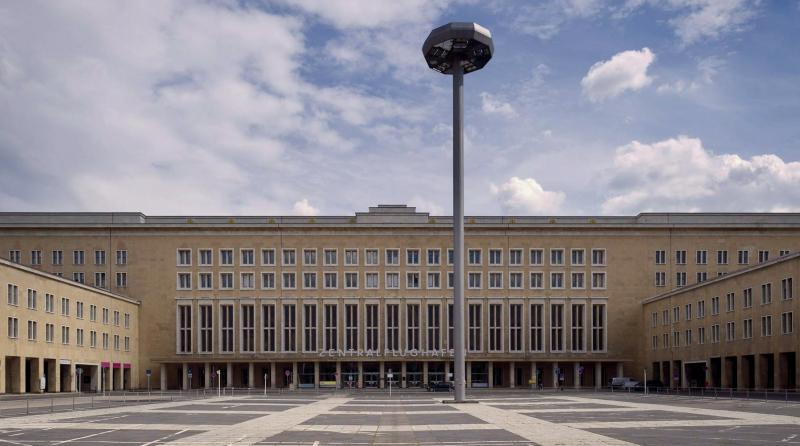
[387,373,394,378]
[76,367,83,375]
[146,369,152,376]
[285,370,290,377]
[187,368,193,378]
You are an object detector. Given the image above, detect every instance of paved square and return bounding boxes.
[1,390,800,445]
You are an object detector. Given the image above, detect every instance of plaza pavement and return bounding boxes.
[1,390,800,445]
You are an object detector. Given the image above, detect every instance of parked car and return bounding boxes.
[610,377,640,389]
[427,381,453,392]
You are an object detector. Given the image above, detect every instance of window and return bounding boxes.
[571,249,584,266]
[711,296,720,315]
[673,306,680,323]
[571,272,585,289]
[26,289,36,310]
[758,250,769,263]
[220,249,234,266]
[651,312,658,327]
[177,249,192,266]
[45,293,54,313]
[489,304,502,352]
[662,309,669,325]
[509,304,522,352]
[685,303,692,321]
[726,321,735,341]
[427,249,440,266]
[738,250,749,265]
[89,304,97,321]
[323,272,337,289]
[365,304,379,351]
[282,304,296,352]
[675,250,686,264]
[303,249,317,266]
[571,304,585,351]
[303,272,317,289]
[61,326,69,345]
[94,272,106,288]
[780,250,791,257]
[200,305,213,353]
[676,272,686,287]
[696,250,707,265]
[406,272,420,289]
[72,272,84,284]
[406,249,420,265]
[509,272,523,289]
[550,272,564,289]
[407,304,420,351]
[550,304,564,352]
[324,249,337,266]
[27,320,37,341]
[385,249,399,265]
[488,272,502,289]
[303,304,317,352]
[124,336,130,351]
[72,250,84,265]
[281,272,296,289]
[7,317,18,338]
[652,335,658,350]
[116,272,128,288]
[743,318,753,339]
[468,272,482,289]
[711,324,720,343]
[365,272,379,289]
[655,250,666,265]
[177,273,192,290]
[261,272,275,289]
[87,329,94,347]
[52,250,63,265]
[489,249,502,265]
[696,272,707,283]
[220,304,234,353]
[7,284,18,306]
[124,313,130,329]
[782,312,793,335]
[345,272,358,289]
[725,292,735,312]
[427,272,441,289]
[8,250,20,263]
[30,250,41,265]
[345,249,358,266]
[282,249,296,266]
[782,278,793,300]
[717,250,728,265]
[655,271,666,287]
[761,283,772,305]
[468,303,482,351]
[240,249,255,266]
[261,249,275,266]
[116,250,128,265]
[365,249,379,266]
[530,272,544,289]
[530,303,543,352]
[468,249,482,265]
[530,249,543,265]
[743,287,753,308]
[550,248,564,265]
[509,249,522,266]
[178,305,192,353]
[386,304,399,351]
[102,333,109,350]
[698,326,705,344]
[61,298,70,316]
[447,248,454,265]
[427,304,440,351]
[592,303,606,351]
[447,272,454,289]
[102,307,109,324]
[345,304,358,351]
[761,315,772,336]
[76,301,83,319]
[386,272,399,289]
[591,249,606,266]
[591,272,606,289]
[324,304,337,350]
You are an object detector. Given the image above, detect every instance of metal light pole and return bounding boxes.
[423,23,493,403]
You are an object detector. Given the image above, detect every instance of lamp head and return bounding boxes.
[422,22,493,75]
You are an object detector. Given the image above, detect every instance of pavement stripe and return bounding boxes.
[289,423,493,433]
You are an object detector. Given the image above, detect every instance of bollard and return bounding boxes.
[26,399,29,415]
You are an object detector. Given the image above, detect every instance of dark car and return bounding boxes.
[427,381,453,392]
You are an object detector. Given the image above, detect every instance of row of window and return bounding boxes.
[655,249,788,266]
[176,301,607,355]
[176,271,609,291]
[6,317,131,350]
[6,284,132,328]
[7,250,128,266]
[651,278,794,326]
[652,312,794,349]
[51,271,128,289]
[174,248,608,268]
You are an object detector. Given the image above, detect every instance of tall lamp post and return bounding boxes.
[423,23,493,403]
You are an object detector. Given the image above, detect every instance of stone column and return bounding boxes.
[531,361,537,389]
[270,362,277,389]
[466,361,472,388]
[487,362,494,388]
[704,361,711,388]
[292,362,299,390]
[379,362,385,389]
[33,357,44,393]
[681,362,688,389]
[553,361,559,389]
[335,361,342,389]
[53,362,61,393]
[357,362,364,389]
[401,362,407,389]
[15,358,25,393]
[737,356,746,390]
[313,362,320,389]
[204,363,211,389]
[509,362,515,388]
[444,361,451,382]
[422,362,429,386]
[595,362,602,389]
[160,364,167,391]
[616,362,624,378]
[248,363,255,388]
[574,362,581,389]
[226,363,233,388]
[69,363,77,392]
[182,363,189,391]
[89,364,98,392]
[754,355,762,389]
[0,357,5,394]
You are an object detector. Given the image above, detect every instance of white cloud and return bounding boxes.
[490,177,566,215]
[292,198,319,216]
[277,0,452,29]
[581,48,655,102]
[601,136,800,214]
[480,92,516,117]
[667,0,759,45]
[505,0,604,40]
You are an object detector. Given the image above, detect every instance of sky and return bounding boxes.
[1,0,799,216]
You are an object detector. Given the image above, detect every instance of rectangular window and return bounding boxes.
[199,249,212,266]
[530,272,544,289]
[386,272,399,289]
[782,278,793,300]
[696,250,707,265]
[743,318,753,339]
[550,248,564,265]
[220,304,234,353]
[282,272,296,289]
[345,304,358,351]
[27,320,37,341]
[76,302,83,319]
[303,304,317,352]
[241,272,255,290]
[571,272,585,289]
[427,248,440,266]
[344,249,358,266]
[675,250,686,264]
[427,272,441,289]
[282,249,296,266]
[321,272,336,289]
[365,249,379,266]
[241,304,255,353]
[282,304,296,352]
[488,272,502,289]
[89,304,96,321]
[220,249,234,266]
[698,326,705,344]
[324,249,337,266]
[655,250,666,265]
[365,304,379,351]
[509,303,522,352]
[761,315,772,336]
[725,292,735,312]
[177,249,192,266]
[324,304,338,351]
[94,272,106,288]
[262,304,275,352]
[406,272,420,289]
[717,250,728,265]
[468,249,482,265]
[303,272,317,289]
[8,250,20,263]
[758,250,769,263]
[468,272,482,289]
[73,272,84,284]
[509,249,522,266]
[550,272,564,289]
[87,329,94,347]
[571,249,584,266]
[711,324,720,343]
[762,283,772,304]
[200,305,213,353]
[406,249,420,265]
[116,272,128,288]
[386,304,399,351]
[241,249,255,266]
[303,249,317,266]
[61,298,70,316]
[696,272,707,283]
[427,304,440,351]
[655,271,666,287]
[738,250,750,265]
[782,312,793,335]
[365,272,379,289]
[550,303,564,352]
[592,303,606,351]
[591,272,606,289]
[72,250,84,265]
[726,321,735,341]
[447,272,454,289]
[571,304,585,351]
[7,317,18,338]
[407,304,420,351]
[509,272,523,289]
[61,326,69,345]
[52,250,63,265]
[468,303,482,351]
[530,249,544,265]
[676,272,686,287]
[743,287,753,308]
[178,305,192,353]
[711,296,720,315]
[7,284,18,306]
[177,273,192,290]
[489,303,502,352]
[261,272,275,289]
[489,249,502,265]
[344,272,358,289]
[30,250,41,265]
[26,289,36,310]
[386,249,399,265]
[261,248,275,266]
[591,248,606,266]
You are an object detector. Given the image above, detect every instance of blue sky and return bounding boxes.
[1,0,799,216]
